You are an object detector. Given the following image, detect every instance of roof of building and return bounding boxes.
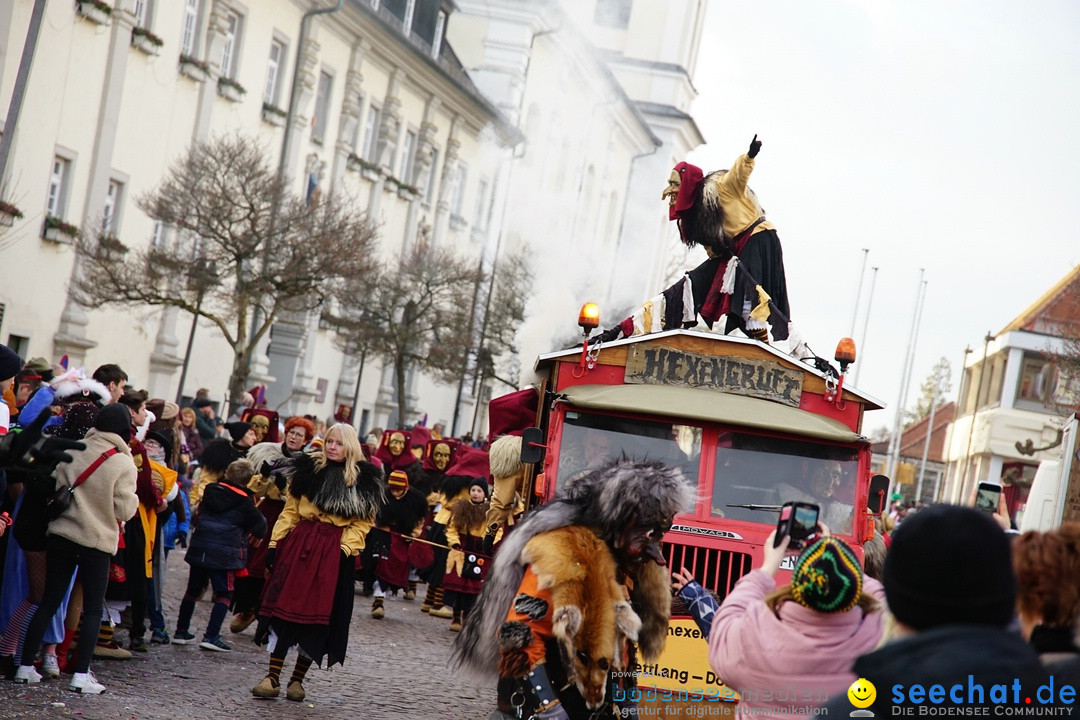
[999,264,1080,337]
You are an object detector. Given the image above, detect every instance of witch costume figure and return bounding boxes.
[598,135,792,345]
[251,423,383,703]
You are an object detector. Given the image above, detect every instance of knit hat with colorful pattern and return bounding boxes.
[790,536,862,613]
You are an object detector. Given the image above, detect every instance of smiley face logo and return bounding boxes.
[848,678,876,709]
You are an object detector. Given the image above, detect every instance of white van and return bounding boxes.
[1019,415,1079,533]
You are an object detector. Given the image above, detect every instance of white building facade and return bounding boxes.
[0,0,706,432]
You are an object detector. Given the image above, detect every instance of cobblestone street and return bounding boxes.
[0,551,495,719]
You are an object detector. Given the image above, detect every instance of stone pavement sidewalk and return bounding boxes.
[0,550,496,719]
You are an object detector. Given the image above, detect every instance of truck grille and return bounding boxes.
[664,542,753,603]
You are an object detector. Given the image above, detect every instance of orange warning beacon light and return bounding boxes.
[578,303,601,370]
[835,337,856,374]
[578,302,601,333]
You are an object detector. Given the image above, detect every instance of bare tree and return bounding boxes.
[73,133,377,407]
[904,357,953,426]
[333,243,481,426]
[1046,287,1080,416]
[475,247,532,389]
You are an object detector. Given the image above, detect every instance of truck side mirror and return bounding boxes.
[867,475,889,515]
[520,427,546,465]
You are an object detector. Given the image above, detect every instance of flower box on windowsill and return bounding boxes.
[0,201,24,228]
[261,103,287,128]
[42,216,79,245]
[77,0,112,26]
[217,77,246,103]
[96,234,130,262]
[178,54,210,83]
[131,27,163,56]
[397,183,419,201]
[347,154,381,180]
[448,214,468,232]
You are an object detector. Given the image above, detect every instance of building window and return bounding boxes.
[151,220,166,250]
[181,0,200,55]
[361,104,380,159]
[7,334,29,360]
[432,10,445,58]
[264,38,285,105]
[403,0,417,33]
[594,0,632,28]
[46,157,70,219]
[132,0,153,28]
[473,178,489,232]
[451,163,467,217]
[102,180,123,235]
[220,12,241,79]
[399,130,416,183]
[1018,353,1055,404]
[383,0,407,21]
[312,71,333,144]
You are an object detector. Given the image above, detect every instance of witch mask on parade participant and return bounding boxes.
[423,439,459,473]
[374,429,416,471]
[241,408,280,444]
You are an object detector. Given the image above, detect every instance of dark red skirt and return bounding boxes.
[261,519,342,624]
[374,532,411,589]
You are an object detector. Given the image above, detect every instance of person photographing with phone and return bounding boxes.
[672,519,885,720]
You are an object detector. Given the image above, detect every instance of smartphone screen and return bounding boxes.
[775,502,820,548]
[975,483,1001,513]
[792,505,819,541]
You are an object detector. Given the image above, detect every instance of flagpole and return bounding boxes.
[853,266,878,387]
[886,270,927,496]
[849,248,869,337]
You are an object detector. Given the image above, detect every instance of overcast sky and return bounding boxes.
[686,0,1080,432]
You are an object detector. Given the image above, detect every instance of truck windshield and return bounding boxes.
[556,411,701,493]
[712,431,859,535]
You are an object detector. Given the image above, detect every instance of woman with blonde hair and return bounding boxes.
[252,423,383,702]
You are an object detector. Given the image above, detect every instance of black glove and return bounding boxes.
[264,547,276,572]
[592,324,625,345]
[0,408,85,472]
[748,133,762,159]
[483,529,497,556]
[272,471,288,492]
[175,531,188,549]
[260,461,274,478]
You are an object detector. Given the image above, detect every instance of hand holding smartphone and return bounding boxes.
[975,482,1002,513]
[775,501,821,550]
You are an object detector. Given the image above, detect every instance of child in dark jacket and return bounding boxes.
[172,459,267,652]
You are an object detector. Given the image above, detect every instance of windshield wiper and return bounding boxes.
[725,503,783,511]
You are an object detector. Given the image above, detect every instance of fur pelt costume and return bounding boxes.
[285,452,383,521]
[452,459,695,714]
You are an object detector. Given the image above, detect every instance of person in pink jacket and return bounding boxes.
[674,529,885,719]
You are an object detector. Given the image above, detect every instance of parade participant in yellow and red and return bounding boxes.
[443,478,500,632]
[363,470,427,619]
[373,429,422,473]
[415,438,458,611]
[252,423,383,702]
[241,408,280,446]
[425,446,487,620]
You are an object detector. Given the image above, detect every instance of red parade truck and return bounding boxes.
[517,321,889,717]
